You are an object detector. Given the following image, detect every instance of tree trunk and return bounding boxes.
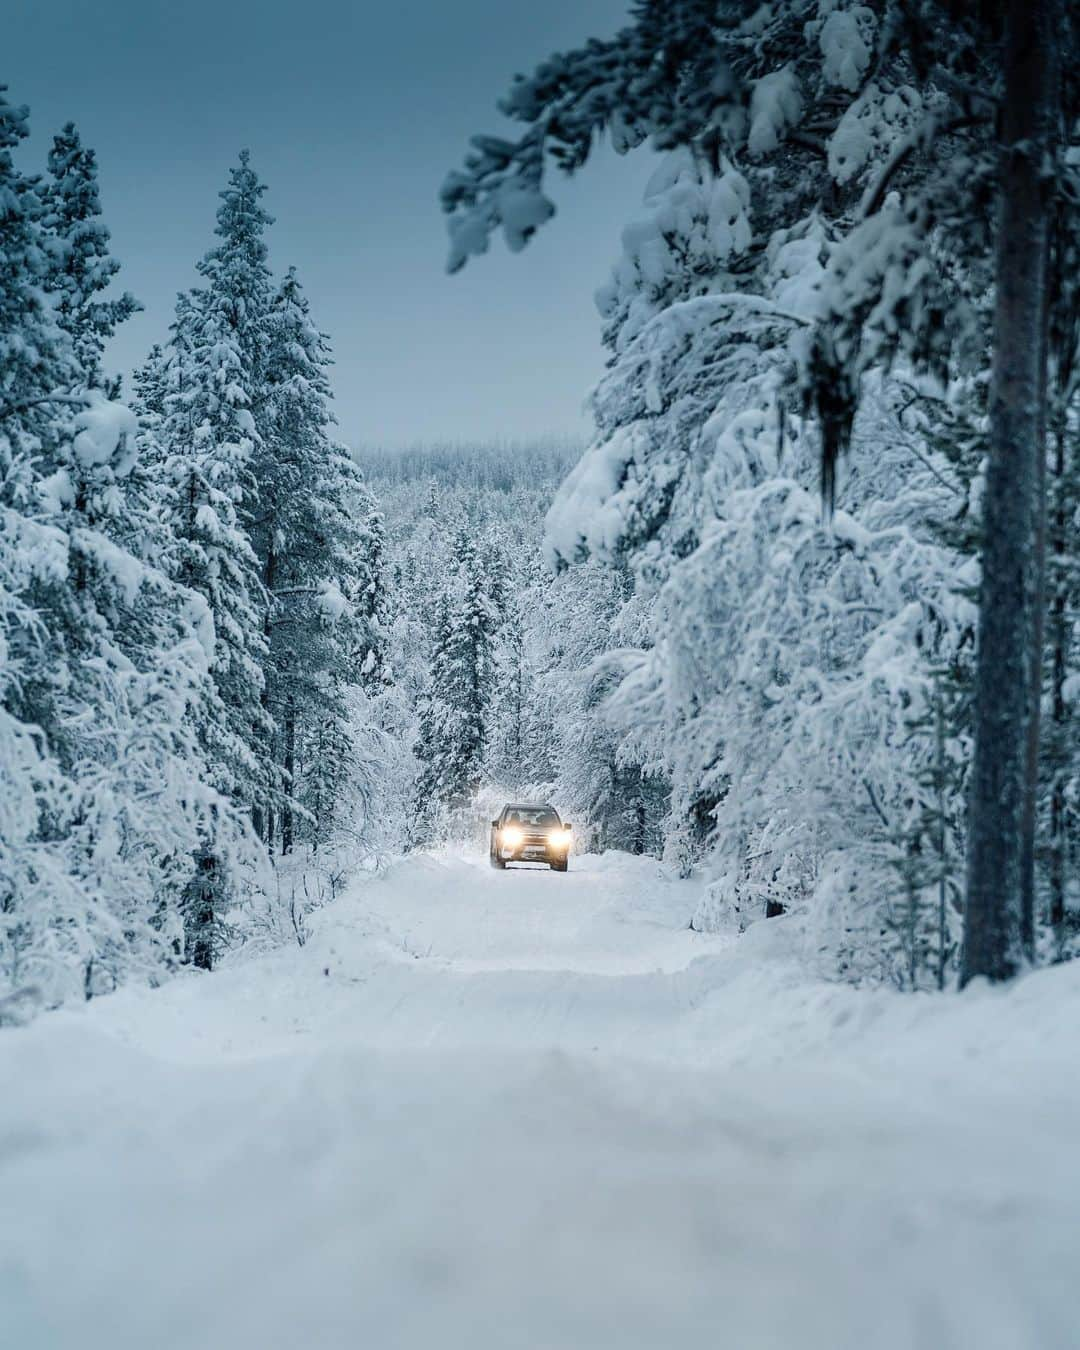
[962,0,1059,985]
[513,650,524,787]
[253,541,277,845]
[935,681,949,992]
[281,694,296,855]
[189,847,217,971]
[631,789,646,856]
[1047,419,1069,948]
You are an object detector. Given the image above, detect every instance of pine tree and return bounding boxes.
[346,494,393,694]
[888,672,968,990]
[2,92,247,1003]
[537,559,666,855]
[131,343,168,420]
[0,86,81,1002]
[255,266,395,855]
[41,123,139,389]
[413,529,500,831]
[155,154,275,963]
[445,0,1079,985]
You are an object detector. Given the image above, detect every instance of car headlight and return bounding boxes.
[501,825,523,848]
[549,828,571,849]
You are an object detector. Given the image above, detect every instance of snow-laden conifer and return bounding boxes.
[159,156,272,809]
[540,145,977,982]
[151,155,277,963]
[444,0,1080,982]
[41,123,139,388]
[413,528,500,834]
[1,94,249,1003]
[255,266,404,861]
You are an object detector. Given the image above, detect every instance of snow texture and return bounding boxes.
[747,67,803,157]
[2,849,1077,1350]
[818,6,875,93]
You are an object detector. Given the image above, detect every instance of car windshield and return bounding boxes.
[506,807,559,828]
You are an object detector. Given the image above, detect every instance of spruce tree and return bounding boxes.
[41,123,139,389]
[413,529,499,830]
[255,265,388,853]
[2,92,246,1002]
[0,87,81,1000]
[444,0,1078,985]
[155,154,275,963]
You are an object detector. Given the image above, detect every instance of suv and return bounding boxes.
[490,803,572,872]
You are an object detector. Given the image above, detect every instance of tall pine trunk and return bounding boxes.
[962,0,1059,985]
[253,542,277,845]
[1047,419,1069,949]
[281,693,296,855]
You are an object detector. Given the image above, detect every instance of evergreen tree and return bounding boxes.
[155,155,275,963]
[445,0,1079,984]
[41,123,139,389]
[168,153,272,800]
[887,672,968,990]
[1,91,247,1002]
[536,560,659,854]
[0,86,82,1001]
[255,266,397,855]
[131,343,168,421]
[413,529,500,831]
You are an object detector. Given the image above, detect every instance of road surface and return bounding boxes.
[3,850,1078,1349]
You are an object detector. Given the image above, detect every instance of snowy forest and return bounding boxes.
[2,2,1080,1345]
[4,0,1078,1010]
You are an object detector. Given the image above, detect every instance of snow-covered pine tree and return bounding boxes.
[0,86,82,1006]
[487,614,530,792]
[333,482,416,861]
[886,670,968,990]
[534,558,666,855]
[1,91,247,1005]
[539,133,973,978]
[413,527,500,834]
[342,467,393,697]
[41,122,139,390]
[155,154,275,964]
[131,343,168,424]
[253,265,336,850]
[444,0,1079,983]
[254,265,403,863]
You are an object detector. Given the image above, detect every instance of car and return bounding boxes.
[490,803,573,872]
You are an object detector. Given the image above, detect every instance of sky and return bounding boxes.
[8,0,656,448]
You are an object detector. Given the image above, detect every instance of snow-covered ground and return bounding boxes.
[3,850,1079,1350]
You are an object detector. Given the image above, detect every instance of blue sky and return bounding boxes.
[8,0,654,446]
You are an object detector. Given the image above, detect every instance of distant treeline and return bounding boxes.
[355,438,581,493]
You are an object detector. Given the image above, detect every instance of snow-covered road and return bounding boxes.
[4,851,1079,1350]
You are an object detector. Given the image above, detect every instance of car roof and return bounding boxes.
[503,802,557,813]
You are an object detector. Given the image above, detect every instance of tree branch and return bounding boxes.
[864,778,892,831]
[0,391,93,421]
[859,114,989,221]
